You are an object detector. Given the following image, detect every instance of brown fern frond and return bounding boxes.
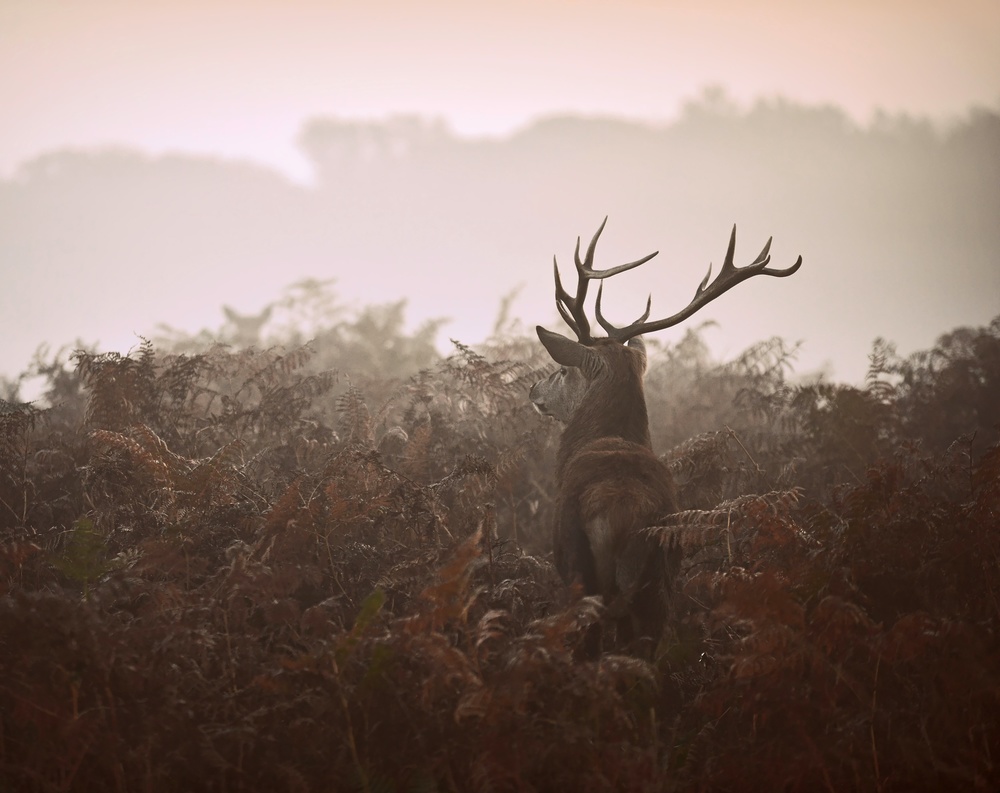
[810,594,878,656]
[0,399,42,439]
[494,444,527,482]
[400,422,432,479]
[408,526,486,632]
[646,489,802,545]
[879,611,943,663]
[131,424,194,474]
[336,385,374,448]
[646,521,731,554]
[865,337,899,401]
[971,439,1000,496]
[448,339,486,367]
[240,344,315,390]
[596,653,657,687]
[89,428,175,490]
[522,594,605,652]
[261,479,303,539]
[474,608,510,663]
[376,551,442,595]
[663,430,730,466]
[438,455,496,491]
[181,439,247,509]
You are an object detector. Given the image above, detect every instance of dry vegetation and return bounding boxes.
[1,297,998,792]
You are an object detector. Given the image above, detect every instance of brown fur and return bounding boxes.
[535,333,678,646]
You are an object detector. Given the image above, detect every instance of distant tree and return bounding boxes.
[297,115,452,184]
[886,315,1000,457]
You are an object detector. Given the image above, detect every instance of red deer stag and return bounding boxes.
[531,218,802,648]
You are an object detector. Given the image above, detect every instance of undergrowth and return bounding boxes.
[1,311,998,792]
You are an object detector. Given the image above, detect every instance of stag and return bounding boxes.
[531,218,802,648]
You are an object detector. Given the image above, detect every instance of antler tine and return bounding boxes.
[578,217,659,279]
[553,255,588,339]
[596,283,650,336]
[601,224,803,343]
[576,215,607,272]
[552,217,659,343]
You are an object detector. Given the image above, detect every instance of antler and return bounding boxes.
[553,217,658,343]
[595,224,803,342]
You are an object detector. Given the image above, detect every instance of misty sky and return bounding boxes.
[3,0,998,180]
[2,0,999,387]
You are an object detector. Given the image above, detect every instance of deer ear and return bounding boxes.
[627,335,648,371]
[536,326,590,368]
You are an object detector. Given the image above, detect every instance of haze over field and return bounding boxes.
[2,0,999,386]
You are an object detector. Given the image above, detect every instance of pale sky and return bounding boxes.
[2,0,998,181]
[1,0,999,387]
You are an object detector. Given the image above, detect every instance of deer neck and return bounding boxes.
[556,378,652,478]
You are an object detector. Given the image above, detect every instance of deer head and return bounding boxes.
[532,217,802,433]
[533,218,802,650]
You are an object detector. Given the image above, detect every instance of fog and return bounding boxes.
[2,93,999,386]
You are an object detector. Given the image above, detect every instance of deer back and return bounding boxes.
[556,436,676,601]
